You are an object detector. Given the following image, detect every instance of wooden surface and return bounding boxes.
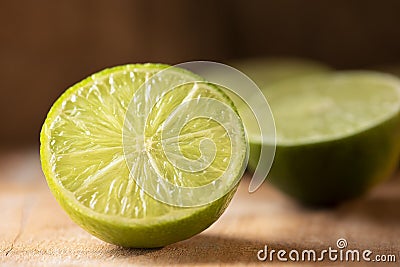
[0,150,399,266]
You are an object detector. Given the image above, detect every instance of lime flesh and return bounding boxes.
[248,71,400,206]
[40,64,246,247]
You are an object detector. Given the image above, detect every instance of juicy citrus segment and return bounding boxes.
[143,83,233,188]
[40,64,246,247]
[262,72,400,145]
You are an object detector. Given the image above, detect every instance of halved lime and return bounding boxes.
[248,71,400,206]
[40,64,247,247]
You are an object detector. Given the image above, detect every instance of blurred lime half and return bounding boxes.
[248,71,400,206]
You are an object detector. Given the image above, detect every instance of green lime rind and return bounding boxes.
[40,63,245,247]
[45,169,236,247]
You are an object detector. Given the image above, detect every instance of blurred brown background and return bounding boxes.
[1,0,400,149]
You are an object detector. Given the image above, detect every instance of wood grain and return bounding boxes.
[0,151,399,266]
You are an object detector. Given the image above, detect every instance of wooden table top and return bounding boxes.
[0,150,399,266]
